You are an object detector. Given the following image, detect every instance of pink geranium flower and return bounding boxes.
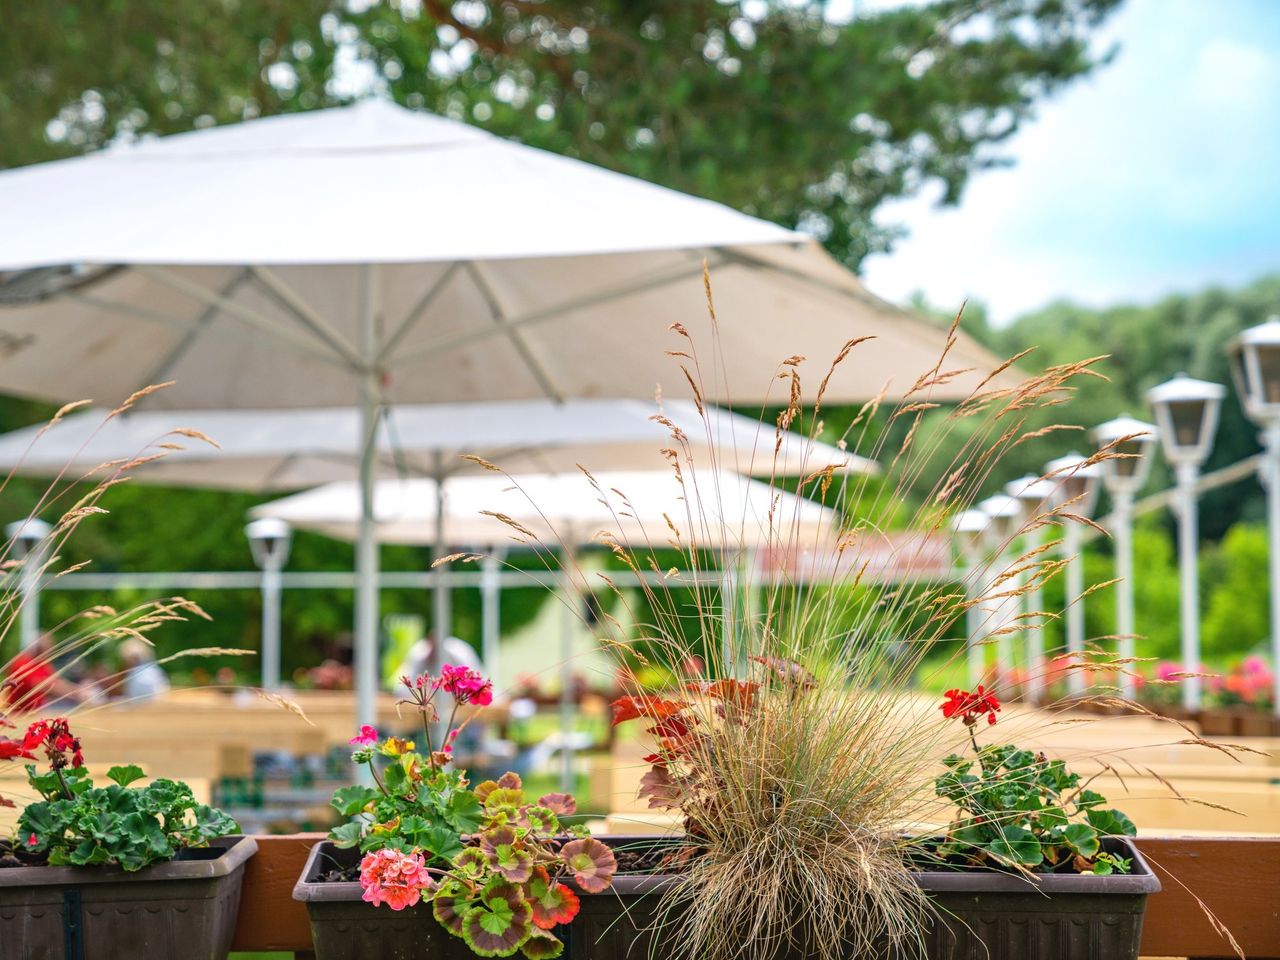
[435,664,494,707]
[359,848,433,911]
[349,724,379,747]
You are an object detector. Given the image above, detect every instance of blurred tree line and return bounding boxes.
[912,275,1280,664]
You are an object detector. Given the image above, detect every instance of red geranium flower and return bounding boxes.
[940,686,1001,726]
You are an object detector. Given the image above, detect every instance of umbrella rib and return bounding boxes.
[249,266,365,370]
[463,261,564,404]
[386,253,723,369]
[377,262,463,365]
[135,269,253,389]
[134,265,359,371]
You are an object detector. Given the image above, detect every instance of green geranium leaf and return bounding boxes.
[1086,807,1137,837]
[1061,823,1100,858]
[329,820,365,848]
[987,825,1043,866]
[106,765,146,788]
[445,791,484,833]
[331,784,379,817]
[419,823,465,862]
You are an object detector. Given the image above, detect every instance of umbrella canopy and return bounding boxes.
[0,399,873,492]
[0,100,1011,730]
[251,470,839,550]
[0,100,1006,408]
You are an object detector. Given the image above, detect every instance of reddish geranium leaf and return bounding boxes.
[432,881,471,936]
[687,679,759,709]
[528,866,580,929]
[496,771,523,791]
[537,792,576,816]
[561,838,617,894]
[610,695,687,727]
[474,779,500,803]
[520,927,565,959]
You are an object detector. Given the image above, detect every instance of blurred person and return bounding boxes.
[118,638,170,702]
[4,633,86,712]
[396,632,484,684]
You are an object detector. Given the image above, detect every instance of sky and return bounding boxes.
[857,0,1280,326]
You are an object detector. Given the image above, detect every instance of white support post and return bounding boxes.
[1175,462,1202,711]
[355,265,382,761]
[1024,526,1045,705]
[1265,424,1280,717]
[481,551,503,684]
[1064,522,1086,697]
[1113,490,1136,700]
[261,565,283,689]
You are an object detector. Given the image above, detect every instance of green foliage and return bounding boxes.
[0,1,1119,272]
[19,764,239,872]
[934,740,1135,874]
[1203,522,1271,659]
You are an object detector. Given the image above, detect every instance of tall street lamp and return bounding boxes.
[1147,373,1225,711]
[246,518,293,689]
[1005,473,1059,704]
[1093,415,1158,700]
[1044,452,1102,697]
[1227,316,1280,717]
[979,492,1023,687]
[952,508,991,688]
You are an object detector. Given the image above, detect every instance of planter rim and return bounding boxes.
[0,834,256,888]
[292,834,1159,902]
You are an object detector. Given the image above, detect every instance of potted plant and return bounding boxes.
[588,670,1159,960]
[0,716,254,960]
[294,666,618,959]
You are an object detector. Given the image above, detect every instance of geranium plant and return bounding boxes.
[9,718,239,871]
[933,687,1136,875]
[327,666,616,959]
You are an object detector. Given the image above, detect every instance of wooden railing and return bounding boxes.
[231,834,1280,959]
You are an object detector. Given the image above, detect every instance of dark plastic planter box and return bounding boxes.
[295,835,1158,960]
[0,834,256,960]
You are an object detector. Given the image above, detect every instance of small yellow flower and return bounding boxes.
[381,737,415,758]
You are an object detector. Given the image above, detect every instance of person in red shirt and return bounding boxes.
[5,634,84,713]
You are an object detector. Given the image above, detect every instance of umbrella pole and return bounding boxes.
[559,538,578,793]
[355,266,381,763]
[481,550,503,684]
[431,455,448,679]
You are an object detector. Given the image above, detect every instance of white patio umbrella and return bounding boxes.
[0,99,1011,731]
[0,398,873,492]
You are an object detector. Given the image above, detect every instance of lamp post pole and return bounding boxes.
[1228,317,1280,718]
[1044,453,1101,698]
[953,509,990,689]
[5,518,53,649]
[1266,422,1280,716]
[1006,474,1057,705]
[246,518,292,690]
[1093,415,1157,701]
[1174,462,1201,710]
[1147,373,1225,713]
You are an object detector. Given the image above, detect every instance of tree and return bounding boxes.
[1,0,1121,269]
